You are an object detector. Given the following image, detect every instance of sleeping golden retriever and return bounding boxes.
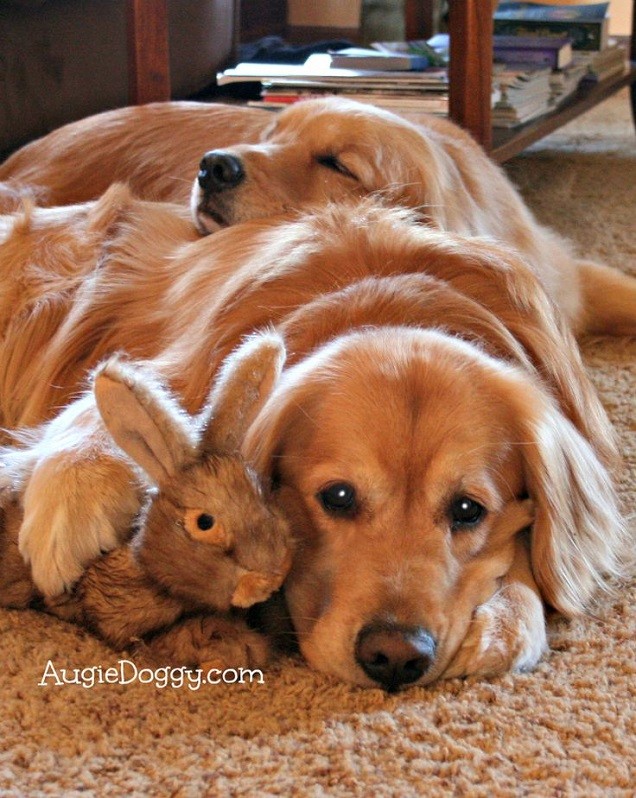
[2,97,635,336]
[0,102,267,212]
[0,188,629,690]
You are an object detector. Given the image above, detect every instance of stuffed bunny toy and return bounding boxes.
[0,332,292,666]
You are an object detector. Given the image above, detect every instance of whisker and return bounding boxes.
[165,176,194,185]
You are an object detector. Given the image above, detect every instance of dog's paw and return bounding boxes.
[443,584,547,680]
[19,451,141,597]
[20,506,115,598]
[144,614,270,670]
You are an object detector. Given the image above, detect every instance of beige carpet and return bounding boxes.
[1,91,635,797]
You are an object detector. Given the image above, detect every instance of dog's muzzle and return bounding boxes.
[355,621,437,692]
[198,150,245,194]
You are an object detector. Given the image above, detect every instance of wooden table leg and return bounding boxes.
[630,0,636,130]
[448,0,493,151]
[404,0,437,41]
[127,0,171,104]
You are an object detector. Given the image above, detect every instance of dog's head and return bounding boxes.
[191,97,487,235]
[171,198,623,691]
[244,326,622,690]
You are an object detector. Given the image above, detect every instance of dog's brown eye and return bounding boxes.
[317,482,357,516]
[450,496,486,531]
[315,154,356,180]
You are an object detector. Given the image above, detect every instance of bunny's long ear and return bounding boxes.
[200,330,286,455]
[94,357,198,486]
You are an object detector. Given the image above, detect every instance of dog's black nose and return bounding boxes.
[355,622,436,692]
[198,151,245,192]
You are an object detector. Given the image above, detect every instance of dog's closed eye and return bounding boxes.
[315,154,358,181]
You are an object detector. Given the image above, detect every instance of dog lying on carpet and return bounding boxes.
[2,97,634,336]
[0,188,629,690]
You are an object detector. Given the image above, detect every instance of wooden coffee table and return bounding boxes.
[127,0,171,104]
[127,0,636,162]
[406,0,636,161]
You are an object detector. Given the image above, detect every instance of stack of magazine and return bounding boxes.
[216,1,628,129]
[491,1,627,126]
[426,32,558,129]
[216,51,555,127]
[492,64,555,128]
[216,52,452,120]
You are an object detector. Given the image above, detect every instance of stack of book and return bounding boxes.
[217,52,452,121]
[492,1,628,125]
[216,2,628,130]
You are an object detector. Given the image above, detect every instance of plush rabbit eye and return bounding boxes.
[449,496,486,531]
[183,508,231,548]
[196,513,215,531]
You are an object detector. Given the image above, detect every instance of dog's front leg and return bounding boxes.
[442,536,547,679]
[9,396,143,597]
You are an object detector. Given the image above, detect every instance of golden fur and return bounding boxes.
[2,97,634,336]
[0,189,628,688]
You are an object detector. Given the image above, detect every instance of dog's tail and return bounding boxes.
[578,261,636,336]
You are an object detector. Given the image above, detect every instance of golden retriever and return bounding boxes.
[2,97,634,336]
[0,188,628,690]
[0,102,268,212]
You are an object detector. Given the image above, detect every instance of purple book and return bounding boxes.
[493,35,573,69]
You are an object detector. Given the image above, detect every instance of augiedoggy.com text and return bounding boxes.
[38,659,265,690]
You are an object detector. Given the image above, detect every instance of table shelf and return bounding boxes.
[406,0,636,161]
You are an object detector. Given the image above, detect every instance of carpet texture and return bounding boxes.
[1,91,634,797]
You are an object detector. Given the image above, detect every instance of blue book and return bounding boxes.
[328,48,430,72]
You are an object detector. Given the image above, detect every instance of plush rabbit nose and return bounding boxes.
[231,572,281,608]
[231,551,293,608]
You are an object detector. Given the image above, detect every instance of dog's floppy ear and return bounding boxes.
[380,122,498,235]
[513,390,626,617]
